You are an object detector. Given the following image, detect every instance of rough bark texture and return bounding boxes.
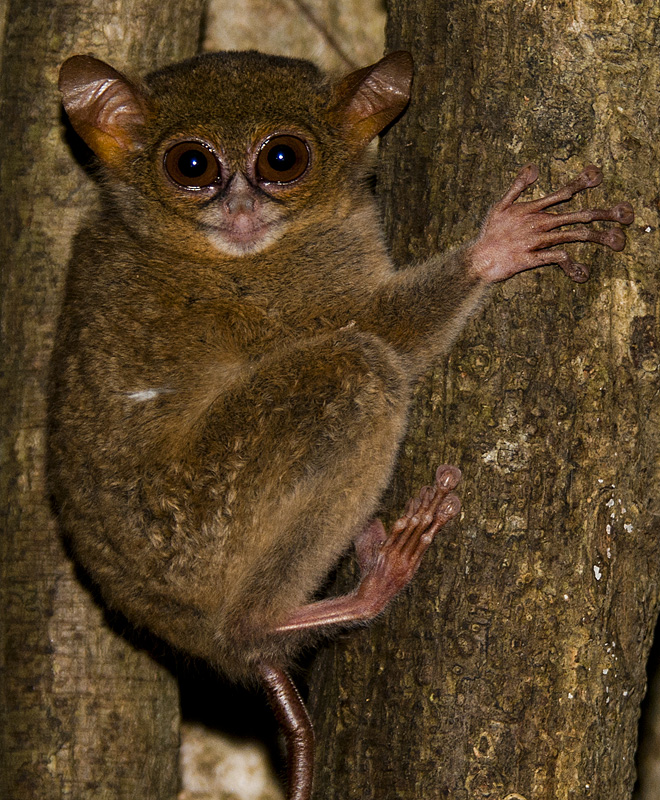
[0,2,205,798]
[204,0,385,71]
[309,1,659,798]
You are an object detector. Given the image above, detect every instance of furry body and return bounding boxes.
[50,50,632,688]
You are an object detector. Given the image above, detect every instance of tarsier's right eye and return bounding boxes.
[164,141,220,189]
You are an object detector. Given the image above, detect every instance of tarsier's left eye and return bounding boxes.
[164,141,220,189]
[256,135,310,184]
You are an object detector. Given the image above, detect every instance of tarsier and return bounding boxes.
[49,48,633,800]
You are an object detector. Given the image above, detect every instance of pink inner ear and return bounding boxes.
[82,77,146,146]
[332,51,413,148]
[59,55,148,162]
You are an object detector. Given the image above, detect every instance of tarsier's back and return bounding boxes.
[50,47,632,800]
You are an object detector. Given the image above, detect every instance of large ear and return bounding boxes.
[331,51,413,150]
[59,55,150,167]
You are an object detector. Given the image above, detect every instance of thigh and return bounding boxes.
[182,328,411,647]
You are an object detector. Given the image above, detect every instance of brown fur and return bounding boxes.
[48,49,631,683]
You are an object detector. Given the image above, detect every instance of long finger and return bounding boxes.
[494,164,540,211]
[526,165,603,213]
[535,226,626,252]
[409,494,461,562]
[529,249,590,283]
[539,202,634,230]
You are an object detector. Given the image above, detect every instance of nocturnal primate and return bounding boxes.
[49,49,633,799]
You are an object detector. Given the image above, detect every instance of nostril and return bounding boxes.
[225,194,255,215]
[224,174,256,215]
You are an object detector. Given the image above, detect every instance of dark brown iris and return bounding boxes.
[164,141,220,188]
[256,135,309,184]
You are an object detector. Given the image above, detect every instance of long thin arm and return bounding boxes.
[359,166,632,374]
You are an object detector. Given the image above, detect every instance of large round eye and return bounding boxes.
[256,135,310,184]
[164,141,220,188]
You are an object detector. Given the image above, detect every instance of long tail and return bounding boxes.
[256,661,315,800]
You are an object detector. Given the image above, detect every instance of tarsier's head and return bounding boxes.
[59,50,413,257]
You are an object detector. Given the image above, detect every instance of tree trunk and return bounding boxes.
[0,2,205,798]
[309,1,659,798]
[204,0,385,71]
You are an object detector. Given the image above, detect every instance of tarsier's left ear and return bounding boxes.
[59,55,150,168]
[331,51,413,150]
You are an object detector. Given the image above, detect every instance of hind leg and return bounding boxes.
[257,466,461,800]
[271,465,461,634]
[173,326,414,660]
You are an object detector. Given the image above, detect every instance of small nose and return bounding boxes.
[223,174,256,214]
[225,194,255,214]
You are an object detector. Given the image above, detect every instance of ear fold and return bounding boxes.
[331,51,413,150]
[59,55,150,167]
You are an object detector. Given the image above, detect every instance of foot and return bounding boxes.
[353,465,461,616]
[469,164,634,284]
[270,466,461,634]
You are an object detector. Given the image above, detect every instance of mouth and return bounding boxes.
[205,216,285,256]
[222,214,273,243]
[200,199,288,256]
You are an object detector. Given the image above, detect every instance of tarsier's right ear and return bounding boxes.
[59,55,150,168]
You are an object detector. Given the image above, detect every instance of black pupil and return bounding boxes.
[267,144,296,172]
[178,149,208,178]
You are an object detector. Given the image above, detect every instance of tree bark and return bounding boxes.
[0,2,205,798]
[309,1,659,798]
[204,0,385,71]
